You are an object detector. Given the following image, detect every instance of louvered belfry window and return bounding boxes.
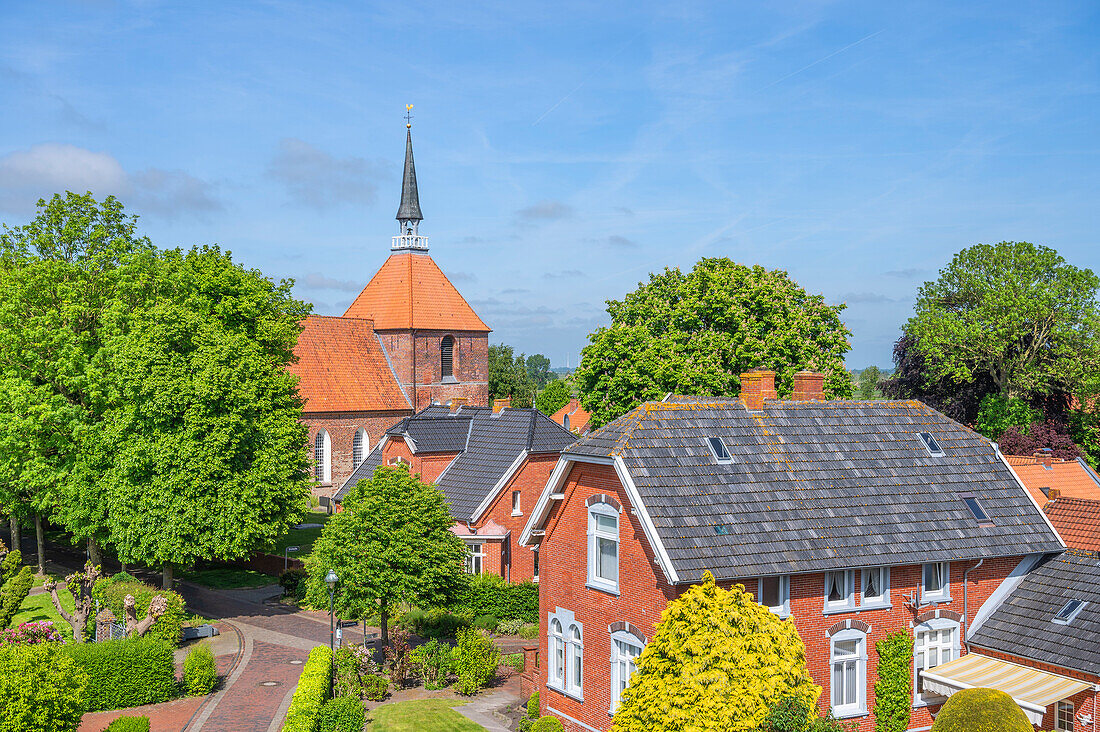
[441,335,454,378]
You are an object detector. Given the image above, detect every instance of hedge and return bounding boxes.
[106,717,151,732]
[454,574,538,623]
[282,645,333,732]
[0,642,88,732]
[93,573,186,647]
[317,696,365,732]
[929,688,1031,732]
[184,643,218,696]
[64,636,176,712]
[531,717,564,732]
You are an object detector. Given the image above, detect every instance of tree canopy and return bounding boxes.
[525,354,555,388]
[611,572,820,732]
[303,465,468,644]
[488,344,535,408]
[856,366,882,400]
[535,379,572,417]
[575,258,852,428]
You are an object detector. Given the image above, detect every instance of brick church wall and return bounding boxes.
[304,411,408,497]
[376,329,489,410]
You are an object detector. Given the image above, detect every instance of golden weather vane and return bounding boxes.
[405,104,413,128]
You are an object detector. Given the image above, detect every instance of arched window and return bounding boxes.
[830,629,867,717]
[611,628,645,711]
[913,618,960,705]
[567,624,583,696]
[563,414,571,431]
[314,430,331,483]
[440,335,455,379]
[549,618,564,688]
[352,428,366,467]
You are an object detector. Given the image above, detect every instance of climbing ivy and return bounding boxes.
[873,631,913,732]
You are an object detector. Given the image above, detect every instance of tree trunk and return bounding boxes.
[380,607,389,647]
[34,513,45,575]
[162,563,174,590]
[88,538,103,569]
[9,515,19,555]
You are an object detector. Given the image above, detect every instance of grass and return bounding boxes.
[367,699,485,732]
[179,567,277,589]
[270,512,333,556]
[8,590,75,640]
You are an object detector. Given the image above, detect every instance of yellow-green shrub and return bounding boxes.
[611,571,820,732]
[0,643,88,732]
[930,688,1031,732]
[282,645,332,732]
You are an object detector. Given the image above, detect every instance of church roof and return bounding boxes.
[290,315,411,413]
[343,252,490,332]
[396,128,423,222]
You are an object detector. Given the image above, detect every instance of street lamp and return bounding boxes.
[325,569,338,696]
[284,545,300,571]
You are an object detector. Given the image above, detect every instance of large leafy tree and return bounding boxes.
[881,332,997,424]
[535,379,572,416]
[525,354,554,388]
[488,344,535,408]
[611,572,820,732]
[576,258,852,428]
[906,241,1100,399]
[304,465,468,645]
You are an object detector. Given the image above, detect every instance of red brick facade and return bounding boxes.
[303,411,409,498]
[375,328,489,411]
[533,460,1048,732]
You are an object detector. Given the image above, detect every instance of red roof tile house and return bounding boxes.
[1004,453,1100,508]
[520,370,1067,732]
[551,399,592,435]
[288,126,490,498]
[334,403,576,582]
[1045,498,1100,552]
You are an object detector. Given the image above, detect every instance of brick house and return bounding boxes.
[1045,498,1100,552]
[334,402,576,582]
[519,370,1067,732]
[550,398,592,435]
[1005,453,1100,507]
[288,125,490,499]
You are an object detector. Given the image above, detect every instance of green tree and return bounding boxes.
[857,366,882,400]
[525,354,554,388]
[907,242,1100,399]
[535,379,572,416]
[0,642,88,732]
[929,688,1031,732]
[489,344,535,408]
[611,572,820,732]
[576,258,852,428]
[303,465,468,645]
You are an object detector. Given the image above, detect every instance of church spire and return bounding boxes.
[393,105,428,251]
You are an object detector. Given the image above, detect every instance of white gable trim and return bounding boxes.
[613,455,679,585]
[520,456,575,546]
[468,450,529,523]
[968,553,1044,640]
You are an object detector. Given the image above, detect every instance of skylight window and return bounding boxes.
[961,496,992,525]
[1054,599,1087,625]
[918,432,944,456]
[707,437,733,464]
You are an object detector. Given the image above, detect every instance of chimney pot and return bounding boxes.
[792,371,826,401]
[739,370,775,410]
[493,397,511,414]
[1048,487,1061,500]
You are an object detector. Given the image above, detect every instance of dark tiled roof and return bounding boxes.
[1045,498,1100,551]
[335,406,576,520]
[565,398,1063,580]
[970,549,1100,676]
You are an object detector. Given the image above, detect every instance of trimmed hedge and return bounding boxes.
[930,688,1031,732]
[64,636,175,712]
[317,696,365,732]
[527,691,539,718]
[106,717,151,732]
[454,574,538,623]
[184,643,218,696]
[93,574,186,647]
[531,717,564,732]
[0,642,88,732]
[399,608,470,639]
[282,645,333,732]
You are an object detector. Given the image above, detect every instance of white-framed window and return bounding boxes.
[861,567,890,607]
[512,490,522,516]
[532,548,539,583]
[1056,700,1075,732]
[706,436,734,464]
[465,543,483,575]
[549,618,564,689]
[824,570,855,612]
[830,629,867,718]
[758,576,790,616]
[567,624,583,697]
[314,430,331,483]
[914,618,960,705]
[352,428,366,467]
[921,562,950,603]
[610,630,644,712]
[547,609,582,699]
[587,502,619,593]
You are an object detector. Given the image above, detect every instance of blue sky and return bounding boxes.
[1,1,1097,368]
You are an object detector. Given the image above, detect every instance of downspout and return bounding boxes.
[962,558,984,652]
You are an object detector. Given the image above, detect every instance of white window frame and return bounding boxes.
[587,502,620,594]
[706,436,734,464]
[921,562,951,603]
[352,428,366,467]
[913,618,960,706]
[861,566,890,608]
[532,548,539,583]
[512,490,522,516]
[566,623,583,698]
[547,609,582,700]
[610,630,644,713]
[1056,700,1075,732]
[549,617,565,690]
[465,542,484,575]
[757,576,790,617]
[829,628,867,718]
[314,430,331,483]
[824,570,855,612]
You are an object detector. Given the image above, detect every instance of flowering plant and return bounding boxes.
[0,620,64,645]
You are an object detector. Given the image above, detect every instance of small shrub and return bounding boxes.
[808,714,858,732]
[517,717,534,732]
[930,687,1031,732]
[761,694,813,731]
[64,636,175,712]
[410,638,452,690]
[0,620,64,646]
[106,717,151,732]
[531,716,564,732]
[279,569,308,599]
[361,674,389,702]
[527,691,539,718]
[0,642,88,732]
[334,645,379,699]
[455,573,538,623]
[518,623,539,640]
[92,575,186,647]
[282,645,332,732]
[398,608,469,639]
[0,565,33,628]
[384,629,412,687]
[472,614,499,633]
[183,643,218,696]
[317,696,365,732]
[453,627,500,695]
[504,652,524,672]
[497,618,525,636]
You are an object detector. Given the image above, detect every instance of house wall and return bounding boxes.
[376,329,489,410]
[303,411,409,498]
[536,460,1038,732]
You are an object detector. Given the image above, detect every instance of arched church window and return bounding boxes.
[352,428,366,467]
[441,335,454,378]
[314,430,331,483]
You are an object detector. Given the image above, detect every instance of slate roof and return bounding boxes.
[1005,455,1100,507]
[563,397,1064,581]
[289,315,411,412]
[1045,498,1100,552]
[335,406,576,520]
[969,549,1100,677]
[343,252,490,332]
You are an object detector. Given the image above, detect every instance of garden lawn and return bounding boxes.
[179,567,277,589]
[9,590,76,640]
[271,513,332,556]
[366,700,486,731]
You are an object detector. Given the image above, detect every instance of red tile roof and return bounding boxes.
[343,252,490,332]
[1045,498,1100,551]
[1004,455,1100,507]
[290,315,410,413]
[550,398,591,434]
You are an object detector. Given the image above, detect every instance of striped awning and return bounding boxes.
[921,653,1092,724]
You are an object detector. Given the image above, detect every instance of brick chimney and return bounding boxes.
[792,371,826,401]
[493,397,511,413]
[1048,487,1061,500]
[739,370,776,411]
[1034,448,1054,468]
[449,397,468,413]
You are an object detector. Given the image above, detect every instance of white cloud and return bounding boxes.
[266,137,388,209]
